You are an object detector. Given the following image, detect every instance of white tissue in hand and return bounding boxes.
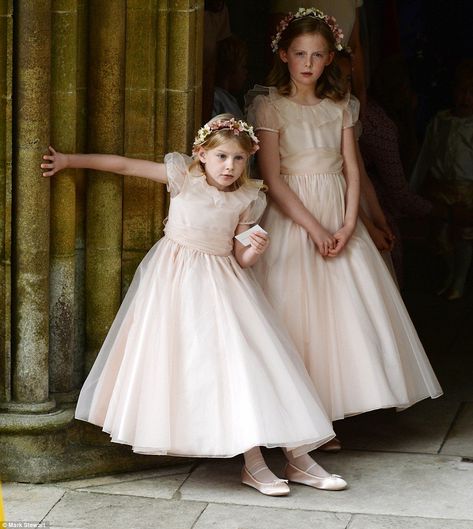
[234,224,268,246]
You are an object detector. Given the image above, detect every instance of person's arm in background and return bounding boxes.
[357,142,395,250]
[361,106,432,219]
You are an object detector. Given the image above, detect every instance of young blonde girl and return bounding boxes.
[247,9,442,441]
[41,114,346,495]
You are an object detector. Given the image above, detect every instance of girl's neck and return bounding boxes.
[287,82,321,106]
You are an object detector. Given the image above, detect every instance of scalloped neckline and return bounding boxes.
[284,96,326,108]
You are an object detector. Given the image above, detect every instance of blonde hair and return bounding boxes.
[190,114,263,191]
[266,17,345,101]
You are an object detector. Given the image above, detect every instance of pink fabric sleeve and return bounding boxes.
[164,152,190,198]
[342,95,360,129]
[247,95,280,133]
[238,191,267,225]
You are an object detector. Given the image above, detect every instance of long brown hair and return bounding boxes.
[266,16,345,101]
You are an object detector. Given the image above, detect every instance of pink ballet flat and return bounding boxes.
[241,466,290,496]
[283,463,347,491]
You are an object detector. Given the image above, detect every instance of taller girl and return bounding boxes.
[248,8,442,425]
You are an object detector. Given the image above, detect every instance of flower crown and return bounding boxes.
[271,7,344,53]
[192,118,259,155]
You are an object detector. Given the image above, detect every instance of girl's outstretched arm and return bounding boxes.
[328,126,360,256]
[233,225,269,268]
[257,131,336,257]
[41,146,168,184]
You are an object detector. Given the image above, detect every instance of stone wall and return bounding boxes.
[0,0,203,483]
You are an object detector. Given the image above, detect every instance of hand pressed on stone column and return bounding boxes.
[41,146,68,176]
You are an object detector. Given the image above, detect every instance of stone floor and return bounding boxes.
[2,241,473,529]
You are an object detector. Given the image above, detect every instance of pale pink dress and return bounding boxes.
[75,152,335,457]
[247,87,443,421]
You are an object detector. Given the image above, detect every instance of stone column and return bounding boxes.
[72,0,87,389]
[153,0,170,239]
[10,0,54,411]
[167,0,199,153]
[86,0,126,371]
[152,0,204,238]
[194,0,204,132]
[1,0,206,483]
[1,0,75,486]
[49,0,80,397]
[122,0,159,293]
[0,0,13,402]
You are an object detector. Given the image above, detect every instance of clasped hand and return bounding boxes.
[327,225,354,257]
[310,224,354,257]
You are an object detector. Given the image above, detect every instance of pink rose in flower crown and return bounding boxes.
[270,7,344,53]
[192,118,259,155]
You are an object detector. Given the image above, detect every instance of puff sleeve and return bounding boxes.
[164,152,192,197]
[238,190,267,225]
[247,95,280,133]
[342,94,361,130]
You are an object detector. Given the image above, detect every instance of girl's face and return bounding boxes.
[279,33,334,90]
[198,139,249,190]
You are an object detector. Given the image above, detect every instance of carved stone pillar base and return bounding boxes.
[0,409,181,482]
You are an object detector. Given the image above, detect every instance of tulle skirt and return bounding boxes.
[75,237,335,457]
[255,173,443,421]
